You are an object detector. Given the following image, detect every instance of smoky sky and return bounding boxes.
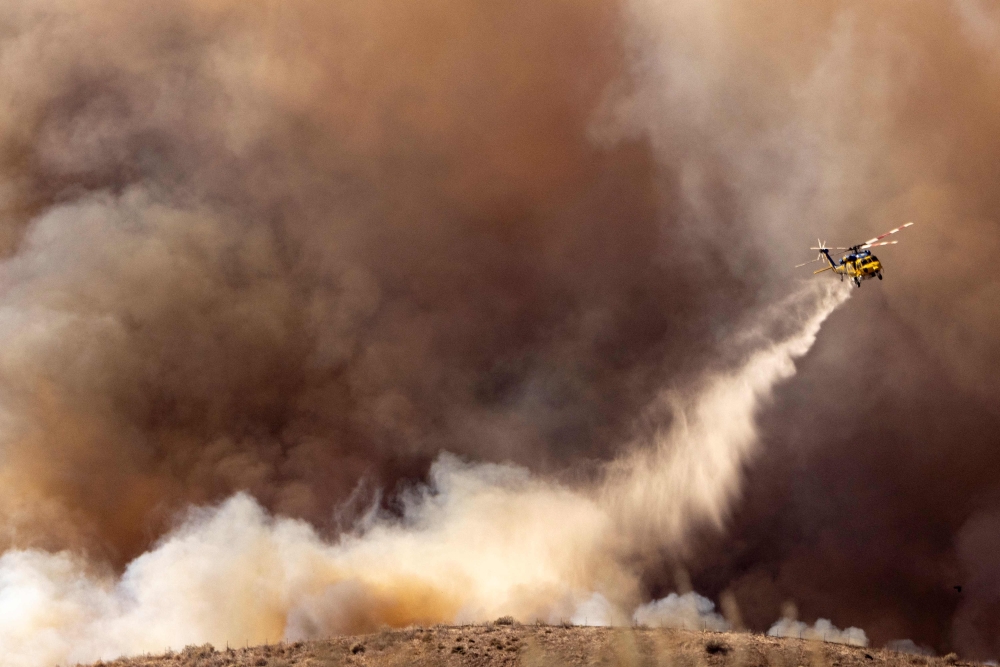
[1,0,999,659]
[629,2,1000,657]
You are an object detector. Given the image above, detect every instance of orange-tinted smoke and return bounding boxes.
[4,0,1000,657]
[0,0,673,562]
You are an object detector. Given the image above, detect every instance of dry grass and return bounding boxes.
[82,625,986,667]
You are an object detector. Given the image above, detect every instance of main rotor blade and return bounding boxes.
[863,221,914,246]
[795,257,824,268]
[860,240,899,249]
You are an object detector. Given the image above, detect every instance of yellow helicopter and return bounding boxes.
[796,222,914,287]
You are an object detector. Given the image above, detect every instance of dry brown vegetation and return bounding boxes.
[80,625,984,667]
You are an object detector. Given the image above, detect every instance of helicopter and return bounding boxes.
[796,222,914,287]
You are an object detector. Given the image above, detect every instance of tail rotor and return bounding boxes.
[795,240,829,268]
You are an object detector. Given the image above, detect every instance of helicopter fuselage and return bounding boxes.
[818,248,883,285]
[799,221,912,286]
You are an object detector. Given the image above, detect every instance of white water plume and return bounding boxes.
[0,281,848,667]
[604,280,851,552]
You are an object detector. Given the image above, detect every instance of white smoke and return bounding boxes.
[0,279,850,666]
[886,639,934,656]
[0,472,613,667]
[570,591,731,630]
[633,592,729,631]
[768,617,868,647]
[571,593,619,627]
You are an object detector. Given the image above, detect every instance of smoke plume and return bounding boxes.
[632,592,729,631]
[0,280,846,666]
[768,618,868,648]
[1,0,999,662]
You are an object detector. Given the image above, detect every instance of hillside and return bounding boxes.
[84,624,975,667]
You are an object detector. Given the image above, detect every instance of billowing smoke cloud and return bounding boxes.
[632,592,729,631]
[611,0,1000,658]
[0,0,999,662]
[0,473,609,667]
[0,0,668,561]
[0,280,846,666]
[768,617,867,647]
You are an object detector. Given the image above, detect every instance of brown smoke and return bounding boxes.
[611,0,1000,657]
[1,0,1000,661]
[0,280,847,667]
[0,0,673,560]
